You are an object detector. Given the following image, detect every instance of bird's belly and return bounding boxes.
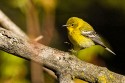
[69,33,95,48]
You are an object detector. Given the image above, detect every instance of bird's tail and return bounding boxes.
[105,47,116,55]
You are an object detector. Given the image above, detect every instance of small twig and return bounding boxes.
[43,67,57,79]
[59,74,73,83]
[34,35,43,42]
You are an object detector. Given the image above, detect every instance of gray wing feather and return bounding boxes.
[81,31,116,55]
[81,31,105,47]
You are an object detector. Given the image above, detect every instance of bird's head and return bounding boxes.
[64,17,94,32]
[66,17,83,31]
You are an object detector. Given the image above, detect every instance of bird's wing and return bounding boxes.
[81,30,105,47]
[81,30,116,55]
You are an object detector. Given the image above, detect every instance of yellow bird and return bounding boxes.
[64,17,115,55]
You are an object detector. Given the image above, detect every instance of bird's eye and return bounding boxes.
[71,24,74,26]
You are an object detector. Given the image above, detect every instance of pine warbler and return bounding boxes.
[64,17,115,55]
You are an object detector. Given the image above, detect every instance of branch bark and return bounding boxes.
[0,9,28,39]
[0,28,125,83]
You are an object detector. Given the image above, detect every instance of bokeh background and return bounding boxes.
[0,0,125,83]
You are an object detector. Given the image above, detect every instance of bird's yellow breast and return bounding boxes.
[68,28,95,49]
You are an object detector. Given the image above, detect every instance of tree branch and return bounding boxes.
[0,10,28,39]
[0,27,125,83]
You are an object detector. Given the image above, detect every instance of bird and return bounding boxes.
[64,17,116,55]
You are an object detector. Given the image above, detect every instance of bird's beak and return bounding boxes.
[62,25,68,27]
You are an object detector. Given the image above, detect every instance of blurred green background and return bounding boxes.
[0,0,125,83]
